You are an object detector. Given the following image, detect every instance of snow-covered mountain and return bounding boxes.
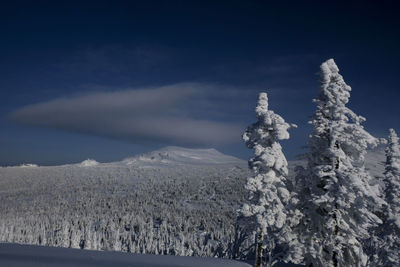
[122,146,244,166]
[56,146,244,168]
[79,159,100,167]
[63,145,384,173]
[18,163,39,168]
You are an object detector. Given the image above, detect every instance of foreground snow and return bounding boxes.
[0,243,251,267]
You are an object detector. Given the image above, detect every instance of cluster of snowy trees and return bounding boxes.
[0,162,254,259]
[242,59,400,266]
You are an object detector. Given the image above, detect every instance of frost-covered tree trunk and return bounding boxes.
[370,128,400,266]
[295,59,385,267]
[256,233,263,267]
[241,92,301,267]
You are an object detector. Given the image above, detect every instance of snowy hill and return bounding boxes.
[79,159,100,167]
[18,163,39,168]
[122,146,244,165]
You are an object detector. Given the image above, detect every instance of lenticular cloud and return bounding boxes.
[10,83,242,146]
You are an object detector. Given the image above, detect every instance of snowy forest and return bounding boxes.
[0,59,399,267]
[0,157,253,258]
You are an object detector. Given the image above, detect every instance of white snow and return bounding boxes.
[0,143,388,266]
[241,92,302,264]
[79,159,100,167]
[18,163,39,168]
[0,243,251,267]
[122,146,243,166]
[369,128,400,266]
[0,148,252,261]
[295,58,385,267]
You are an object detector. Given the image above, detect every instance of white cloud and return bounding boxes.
[10,83,243,146]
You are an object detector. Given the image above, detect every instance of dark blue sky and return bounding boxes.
[1,0,399,165]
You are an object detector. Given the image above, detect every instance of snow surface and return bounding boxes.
[0,243,251,267]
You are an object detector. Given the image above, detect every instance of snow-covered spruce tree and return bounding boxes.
[295,59,385,267]
[241,92,302,267]
[371,128,400,266]
[384,128,400,229]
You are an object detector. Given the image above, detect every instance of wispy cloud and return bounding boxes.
[10,83,244,146]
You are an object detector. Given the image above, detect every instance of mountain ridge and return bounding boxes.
[7,145,386,171]
[122,146,244,166]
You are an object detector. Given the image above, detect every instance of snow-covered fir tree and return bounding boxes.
[295,59,385,267]
[241,92,302,267]
[370,128,400,266]
[384,129,400,229]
